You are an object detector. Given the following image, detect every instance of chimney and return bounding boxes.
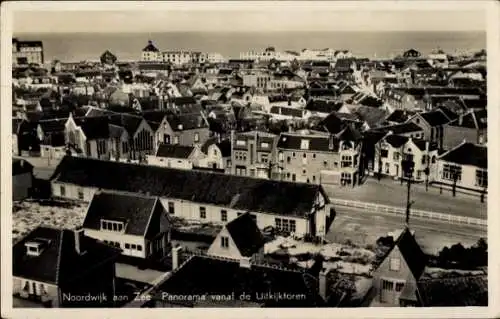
[328,134,334,150]
[74,227,85,255]
[172,245,183,270]
[239,256,252,268]
[319,268,330,301]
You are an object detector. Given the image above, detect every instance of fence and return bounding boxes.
[329,198,487,227]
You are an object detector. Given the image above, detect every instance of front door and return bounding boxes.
[394,164,399,177]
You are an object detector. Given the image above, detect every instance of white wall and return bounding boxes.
[84,229,147,258]
[146,155,193,170]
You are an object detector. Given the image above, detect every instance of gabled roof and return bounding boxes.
[108,113,145,136]
[417,274,488,307]
[225,213,265,257]
[334,59,354,72]
[320,112,345,134]
[83,190,162,238]
[142,40,160,52]
[385,110,413,123]
[439,142,487,169]
[74,116,110,140]
[13,226,120,285]
[384,134,409,148]
[39,119,67,134]
[13,158,34,176]
[51,156,327,218]
[155,144,195,159]
[379,228,427,280]
[305,100,343,114]
[150,255,322,307]
[166,113,208,131]
[418,110,451,127]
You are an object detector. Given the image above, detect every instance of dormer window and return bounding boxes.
[300,139,309,150]
[236,140,246,147]
[101,219,125,232]
[25,238,51,257]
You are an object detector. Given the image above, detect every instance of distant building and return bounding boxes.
[141,40,162,62]
[12,38,44,66]
[402,49,421,59]
[442,109,487,150]
[146,143,204,169]
[100,50,117,65]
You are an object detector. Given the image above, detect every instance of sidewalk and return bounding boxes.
[324,177,487,219]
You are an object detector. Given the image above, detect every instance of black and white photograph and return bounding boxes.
[1,1,498,317]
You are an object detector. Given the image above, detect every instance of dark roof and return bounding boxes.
[13,158,34,176]
[39,119,67,134]
[217,139,232,157]
[83,191,164,238]
[173,96,197,106]
[12,226,120,285]
[305,100,343,114]
[374,122,423,135]
[385,110,412,123]
[277,133,339,152]
[74,116,110,139]
[225,213,265,257]
[351,106,387,128]
[13,118,24,134]
[270,106,303,118]
[108,114,144,136]
[439,142,487,169]
[320,112,345,134]
[385,134,409,148]
[418,110,451,127]
[151,255,321,307]
[308,89,337,97]
[51,156,327,218]
[387,228,427,280]
[142,41,159,52]
[166,113,208,131]
[334,59,354,72]
[417,275,488,307]
[447,109,487,129]
[462,98,487,110]
[155,144,195,159]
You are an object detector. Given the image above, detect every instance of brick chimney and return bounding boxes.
[172,245,183,270]
[74,227,85,255]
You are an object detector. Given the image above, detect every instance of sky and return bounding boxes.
[11,3,486,33]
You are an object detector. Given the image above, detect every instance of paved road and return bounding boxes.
[325,177,487,219]
[327,206,486,255]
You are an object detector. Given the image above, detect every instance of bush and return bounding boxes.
[436,238,487,270]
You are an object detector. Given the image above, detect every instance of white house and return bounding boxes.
[433,142,487,195]
[199,138,232,171]
[82,190,171,259]
[146,143,204,169]
[373,134,439,182]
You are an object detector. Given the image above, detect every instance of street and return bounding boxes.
[327,205,486,255]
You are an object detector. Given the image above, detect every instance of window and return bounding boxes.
[60,185,66,196]
[194,133,199,143]
[131,244,136,250]
[442,164,462,181]
[261,154,269,163]
[199,207,206,219]
[221,236,229,248]
[275,218,282,229]
[421,155,427,165]
[122,141,128,153]
[390,258,401,271]
[174,136,179,144]
[395,282,404,292]
[382,279,394,290]
[313,154,316,159]
[78,188,84,200]
[302,169,307,175]
[380,149,388,158]
[261,142,270,148]
[236,140,246,147]
[137,245,142,251]
[278,151,284,162]
[86,142,92,156]
[476,169,487,188]
[393,152,400,161]
[417,170,422,179]
[341,155,352,168]
[432,156,436,164]
[292,152,296,157]
[168,202,175,214]
[125,243,130,249]
[323,161,328,167]
[302,154,307,165]
[287,156,291,164]
[312,176,316,182]
[385,163,390,174]
[221,210,227,222]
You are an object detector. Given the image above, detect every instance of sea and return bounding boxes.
[14,31,486,63]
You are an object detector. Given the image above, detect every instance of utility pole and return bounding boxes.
[402,157,415,227]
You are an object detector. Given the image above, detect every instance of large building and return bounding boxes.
[50,156,333,239]
[12,38,44,66]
